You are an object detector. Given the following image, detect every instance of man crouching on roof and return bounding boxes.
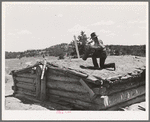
[82,32,116,70]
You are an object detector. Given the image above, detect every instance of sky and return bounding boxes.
[3,2,148,52]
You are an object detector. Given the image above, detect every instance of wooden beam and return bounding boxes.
[41,59,47,80]
[40,76,46,101]
[74,35,80,59]
[47,67,81,80]
[106,81,145,96]
[49,94,99,110]
[36,65,42,99]
[94,85,145,109]
[14,93,41,103]
[67,68,88,78]
[15,77,34,84]
[92,81,145,96]
[17,88,36,95]
[85,75,102,85]
[79,79,96,99]
[44,101,73,110]
[47,64,88,78]
[48,89,92,103]
[47,74,80,83]
[12,75,17,94]
[16,73,37,79]
[105,94,145,111]
[16,88,36,97]
[16,82,36,91]
[47,80,88,93]
[40,59,47,101]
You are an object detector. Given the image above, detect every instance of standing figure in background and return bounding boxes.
[84,32,116,70]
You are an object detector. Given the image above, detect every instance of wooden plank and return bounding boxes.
[14,93,41,103]
[105,94,145,111]
[40,60,47,101]
[74,35,80,59]
[106,81,145,96]
[40,76,46,101]
[17,88,36,96]
[92,86,107,95]
[49,96,72,106]
[107,75,122,81]
[12,75,17,94]
[47,64,88,78]
[94,85,145,109]
[49,94,100,110]
[41,59,47,80]
[15,93,72,110]
[79,79,95,99]
[47,80,88,93]
[16,89,36,97]
[66,68,88,78]
[48,89,92,103]
[47,68,67,76]
[72,104,86,110]
[47,68,81,81]
[93,76,110,88]
[36,65,42,99]
[47,66,84,80]
[44,101,73,110]
[48,95,85,110]
[47,74,80,84]
[16,73,37,79]
[15,77,34,84]
[92,80,145,96]
[48,97,84,110]
[16,82,36,91]
[85,75,102,85]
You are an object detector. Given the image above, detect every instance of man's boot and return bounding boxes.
[111,63,116,71]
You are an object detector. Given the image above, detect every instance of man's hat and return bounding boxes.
[90,32,98,39]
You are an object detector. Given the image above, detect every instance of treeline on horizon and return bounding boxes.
[5,44,146,59]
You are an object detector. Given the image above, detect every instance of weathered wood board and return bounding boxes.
[47,80,88,93]
[93,85,145,109]
[48,94,99,110]
[48,89,92,102]
[16,81,36,91]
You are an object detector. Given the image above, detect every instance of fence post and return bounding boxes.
[40,59,47,101]
[74,35,80,59]
[36,65,42,100]
[12,75,17,94]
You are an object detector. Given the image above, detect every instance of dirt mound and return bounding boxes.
[51,55,146,79]
[5,55,146,111]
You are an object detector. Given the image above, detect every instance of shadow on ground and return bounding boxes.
[80,65,114,71]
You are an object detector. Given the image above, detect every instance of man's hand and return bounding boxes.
[87,40,93,44]
[89,45,102,50]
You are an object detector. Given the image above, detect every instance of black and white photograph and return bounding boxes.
[2,1,149,120]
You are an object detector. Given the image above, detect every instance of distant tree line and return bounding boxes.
[5,43,73,59]
[5,44,146,59]
[105,45,145,56]
[5,31,146,59]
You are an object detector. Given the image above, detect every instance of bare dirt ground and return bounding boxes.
[5,56,146,111]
